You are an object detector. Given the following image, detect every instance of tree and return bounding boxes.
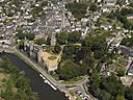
[101,75,125,97]
[16,76,30,90]
[57,60,81,80]
[16,32,35,40]
[68,32,81,43]
[0,59,38,100]
[129,2,133,7]
[75,47,90,62]
[31,5,44,18]
[18,40,24,48]
[52,44,61,54]
[120,8,133,16]
[111,8,133,30]
[56,32,68,44]
[25,33,35,40]
[116,95,125,100]
[99,90,112,100]
[80,51,95,74]
[66,3,88,20]
[91,41,107,59]
[82,33,107,60]
[89,71,101,97]
[16,32,25,40]
[2,80,13,100]
[62,45,78,60]
[121,34,133,47]
[46,36,51,45]
[125,86,133,100]
[88,73,126,100]
[116,67,125,77]
[35,38,46,45]
[89,3,98,12]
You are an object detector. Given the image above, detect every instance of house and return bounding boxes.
[102,0,117,12]
[38,50,60,72]
[120,76,133,87]
[104,0,117,6]
[30,44,41,61]
[74,0,91,3]
[127,15,133,20]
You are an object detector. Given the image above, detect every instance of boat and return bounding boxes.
[40,74,57,91]
[44,80,57,91]
[39,74,46,80]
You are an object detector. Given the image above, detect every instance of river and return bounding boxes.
[0,53,68,100]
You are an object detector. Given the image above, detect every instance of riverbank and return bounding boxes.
[0,57,38,100]
[0,53,68,100]
[13,48,73,99]
[0,46,75,100]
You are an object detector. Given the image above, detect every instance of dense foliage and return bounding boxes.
[66,3,88,20]
[56,32,81,45]
[109,8,133,30]
[121,36,133,47]
[89,3,98,12]
[121,33,133,47]
[16,32,35,40]
[0,57,38,100]
[57,30,110,80]
[34,38,47,45]
[88,72,133,100]
[57,59,81,80]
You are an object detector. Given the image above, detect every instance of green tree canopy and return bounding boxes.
[66,3,88,20]
[125,86,133,100]
[121,33,133,47]
[89,3,98,12]
[16,32,35,40]
[68,32,81,43]
[34,38,47,45]
[82,33,108,59]
[56,32,68,44]
[57,60,81,80]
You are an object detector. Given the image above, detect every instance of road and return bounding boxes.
[12,47,74,99]
[1,45,95,100]
[13,48,61,86]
